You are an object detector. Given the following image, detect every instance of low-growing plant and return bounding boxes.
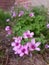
[4,6,49,56]
[12,6,49,48]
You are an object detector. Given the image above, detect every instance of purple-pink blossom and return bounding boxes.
[6,19,10,22]
[12,11,16,17]
[11,30,41,57]
[23,30,34,39]
[18,11,24,17]
[28,38,41,51]
[11,36,22,49]
[5,26,12,36]
[5,26,10,31]
[47,24,49,28]
[12,43,21,50]
[45,44,49,48]
[29,12,34,17]
[11,37,22,47]
[11,41,21,55]
[18,45,28,57]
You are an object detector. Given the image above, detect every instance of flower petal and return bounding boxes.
[14,51,18,54]
[23,35,28,39]
[27,30,30,33]
[45,44,49,48]
[31,38,35,44]
[35,42,41,47]
[19,53,24,57]
[11,42,15,46]
[25,50,28,55]
[31,32,34,36]
[13,47,17,51]
[35,48,40,51]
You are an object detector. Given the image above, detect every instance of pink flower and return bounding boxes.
[23,30,34,39]
[13,43,21,51]
[5,26,10,31]
[19,45,28,57]
[11,36,23,55]
[45,44,49,48]
[11,41,21,48]
[6,19,10,22]
[11,37,22,48]
[29,38,41,51]
[5,26,12,36]
[47,24,49,28]
[13,45,28,57]
[29,12,34,17]
[18,11,24,17]
[11,41,21,54]
[12,11,16,17]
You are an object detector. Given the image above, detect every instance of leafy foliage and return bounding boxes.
[0,9,11,27]
[13,7,47,36]
[12,6,49,49]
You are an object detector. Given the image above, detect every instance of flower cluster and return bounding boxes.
[11,30,41,57]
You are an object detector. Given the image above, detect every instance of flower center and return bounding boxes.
[27,34,30,37]
[31,45,35,49]
[22,49,25,53]
[16,43,19,46]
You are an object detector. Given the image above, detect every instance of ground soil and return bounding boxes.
[0,28,49,65]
